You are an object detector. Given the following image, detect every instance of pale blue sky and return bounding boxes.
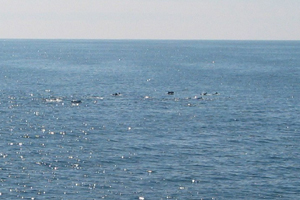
[1,0,299,40]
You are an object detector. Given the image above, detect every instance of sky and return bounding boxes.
[1,0,299,40]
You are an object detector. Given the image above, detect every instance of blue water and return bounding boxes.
[1,40,300,199]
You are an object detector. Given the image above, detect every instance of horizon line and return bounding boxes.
[1,38,300,42]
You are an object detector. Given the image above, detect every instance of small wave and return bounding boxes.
[45,97,63,103]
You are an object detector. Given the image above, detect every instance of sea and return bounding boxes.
[0,39,299,200]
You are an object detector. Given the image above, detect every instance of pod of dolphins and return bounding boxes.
[44,91,220,105]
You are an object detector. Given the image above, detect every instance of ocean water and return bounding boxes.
[0,39,300,199]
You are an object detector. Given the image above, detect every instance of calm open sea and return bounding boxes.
[0,40,300,199]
